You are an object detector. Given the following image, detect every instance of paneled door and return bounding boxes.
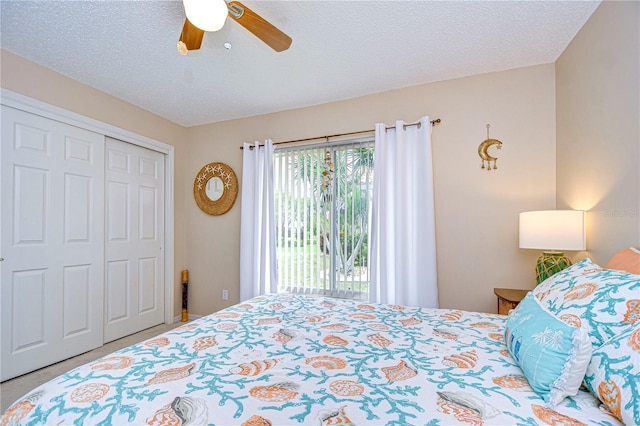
[104,138,165,342]
[1,106,105,381]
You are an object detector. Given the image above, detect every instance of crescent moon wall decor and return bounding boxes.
[478,124,503,170]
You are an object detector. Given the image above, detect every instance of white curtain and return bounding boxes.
[370,117,439,308]
[239,140,278,301]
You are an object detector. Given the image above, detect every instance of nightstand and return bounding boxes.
[494,288,529,315]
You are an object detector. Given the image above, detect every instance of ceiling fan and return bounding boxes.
[177,0,292,55]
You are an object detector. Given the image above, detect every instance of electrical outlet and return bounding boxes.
[222,289,228,300]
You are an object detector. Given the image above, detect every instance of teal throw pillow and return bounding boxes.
[504,292,592,406]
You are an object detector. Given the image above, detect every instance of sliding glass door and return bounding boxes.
[274,139,374,300]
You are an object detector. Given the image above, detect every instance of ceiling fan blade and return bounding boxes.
[178,18,204,55]
[227,1,292,52]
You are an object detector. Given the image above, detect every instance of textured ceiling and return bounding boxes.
[1,0,600,127]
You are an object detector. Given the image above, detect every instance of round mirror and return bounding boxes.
[194,162,238,215]
[205,176,224,201]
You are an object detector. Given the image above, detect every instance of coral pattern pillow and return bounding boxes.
[605,247,640,274]
[583,326,640,425]
[532,258,640,349]
[504,293,592,406]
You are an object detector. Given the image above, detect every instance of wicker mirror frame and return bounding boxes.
[193,162,238,215]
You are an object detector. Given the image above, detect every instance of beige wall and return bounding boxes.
[556,1,640,265]
[0,49,189,319]
[11,1,637,318]
[186,64,557,315]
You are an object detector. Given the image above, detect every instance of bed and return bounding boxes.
[2,249,638,425]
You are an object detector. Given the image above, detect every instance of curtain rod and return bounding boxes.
[240,118,441,150]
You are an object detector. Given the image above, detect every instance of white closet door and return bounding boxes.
[1,106,105,381]
[104,138,165,342]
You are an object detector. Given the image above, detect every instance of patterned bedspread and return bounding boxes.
[1,294,622,425]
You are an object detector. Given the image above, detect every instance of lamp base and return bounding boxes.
[536,251,572,284]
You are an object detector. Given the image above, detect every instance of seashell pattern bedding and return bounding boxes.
[0,293,622,425]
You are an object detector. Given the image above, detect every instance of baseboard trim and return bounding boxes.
[172,314,203,323]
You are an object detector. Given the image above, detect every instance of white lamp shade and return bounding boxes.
[519,210,586,251]
[183,0,228,32]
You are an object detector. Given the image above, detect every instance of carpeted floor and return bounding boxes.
[0,322,183,414]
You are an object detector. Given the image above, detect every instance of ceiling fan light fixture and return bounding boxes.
[183,0,228,32]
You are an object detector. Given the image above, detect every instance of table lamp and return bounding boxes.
[519,210,586,284]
